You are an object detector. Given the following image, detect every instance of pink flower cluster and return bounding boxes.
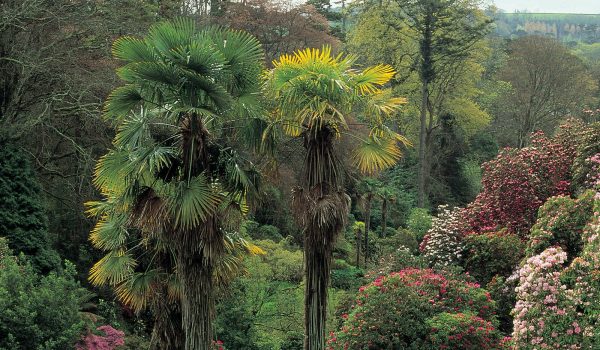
[512,247,583,349]
[76,325,125,350]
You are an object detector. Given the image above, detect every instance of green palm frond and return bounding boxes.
[104,84,143,120]
[90,213,129,251]
[89,250,137,286]
[351,64,396,95]
[165,174,222,230]
[112,36,156,62]
[147,18,195,55]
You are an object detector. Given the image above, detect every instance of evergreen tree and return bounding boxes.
[0,144,60,273]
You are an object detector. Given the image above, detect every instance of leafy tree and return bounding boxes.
[0,238,89,350]
[264,47,407,349]
[346,0,493,207]
[219,0,340,64]
[494,36,597,147]
[0,144,60,273]
[89,19,265,350]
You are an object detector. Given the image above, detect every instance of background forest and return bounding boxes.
[1,0,599,349]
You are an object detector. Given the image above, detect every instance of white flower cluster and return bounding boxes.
[420,205,464,268]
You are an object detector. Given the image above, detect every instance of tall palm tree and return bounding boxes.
[88,19,265,350]
[264,47,408,350]
[357,178,380,263]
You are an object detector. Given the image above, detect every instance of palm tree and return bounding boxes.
[264,47,408,350]
[357,178,380,263]
[377,187,397,237]
[88,19,265,350]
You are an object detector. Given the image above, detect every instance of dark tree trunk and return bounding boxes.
[150,293,185,350]
[418,81,429,208]
[381,198,387,237]
[363,196,372,264]
[356,227,362,267]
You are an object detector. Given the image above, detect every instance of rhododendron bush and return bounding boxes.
[420,205,464,267]
[462,128,577,236]
[76,325,125,350]
[327,268,503,349]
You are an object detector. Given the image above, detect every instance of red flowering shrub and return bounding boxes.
[327,268,502,349]
[76,325,125,350]
[462,128,577,236]
[427,312,500,349]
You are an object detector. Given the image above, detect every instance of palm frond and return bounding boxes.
[353,137,403,174]
[104,85,143,120]
[115,270,161,312]
[89,251,137,286]
[112,36,156,62]
[90,213,129,251]
[165,174,222,231]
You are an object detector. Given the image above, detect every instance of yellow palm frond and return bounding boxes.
[353,137,403,174]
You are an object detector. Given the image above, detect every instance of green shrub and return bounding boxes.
[463,230,524,285]
[407,208,433,241]
[527,190,595,259]
[331,267,364,290]
[0,238,87,350]
[380,228,419,254]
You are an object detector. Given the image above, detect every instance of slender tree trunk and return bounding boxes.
[381,198,387,237]
[356,227,362,267]
[418,81,429,208]
[363,196,372,264]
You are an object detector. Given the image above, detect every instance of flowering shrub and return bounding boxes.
[527,191,596,259]
[462,230,524,285]
[571,121,600,191]
[427,312,501,349]
[327,268,502,349]
[564,196,600,347]
[462,129,577,236]
[512,247,582,349]
[76,325,125,350]
[420,205,464,267]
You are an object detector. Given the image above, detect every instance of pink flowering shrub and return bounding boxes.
[76,325,125,350]
[327,268,502,349]
[462,129,577,236]
[563,195,600,347]
[420,205,464,267]
[512,247,583,349]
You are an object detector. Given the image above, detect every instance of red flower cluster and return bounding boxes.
[461,130,577,237]
[76,325,125,350]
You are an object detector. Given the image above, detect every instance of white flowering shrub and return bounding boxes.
[419,205,463,268]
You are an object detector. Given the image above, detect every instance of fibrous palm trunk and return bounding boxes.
[296,126,349,350]
[150,292,184,350]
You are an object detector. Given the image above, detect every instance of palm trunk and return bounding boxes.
[150,294,184,350]
[304,228,332,350]
[356,227,362,267]
[179,253,214,350]
[298,126,348,350]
